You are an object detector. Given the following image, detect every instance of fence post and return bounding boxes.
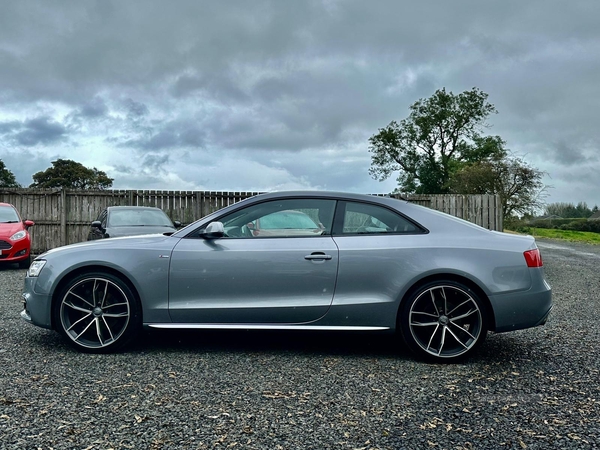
[60,187,67,246]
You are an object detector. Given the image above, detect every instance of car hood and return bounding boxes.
[106,226,176,238]
[0,222,24,238]
[39,233,178,259]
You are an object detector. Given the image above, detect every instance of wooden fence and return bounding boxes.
[0,188,502,254]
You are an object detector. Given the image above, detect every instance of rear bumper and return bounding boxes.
[489,276,552,333]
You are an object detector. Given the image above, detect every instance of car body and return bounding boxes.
[0,202,35,269]
[21,191,552,361]
[87,206,181,240]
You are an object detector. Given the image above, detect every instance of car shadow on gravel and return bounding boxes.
[134,329,555,364]
[132,329,411,359]
[23,327,548,365]
[0,264,24,272]
[24,327,412,359]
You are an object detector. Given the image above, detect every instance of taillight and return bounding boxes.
[524,249,543,268]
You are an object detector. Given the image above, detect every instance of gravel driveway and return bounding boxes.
[1,238,599,449]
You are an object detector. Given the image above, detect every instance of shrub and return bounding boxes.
[528,218,588,229]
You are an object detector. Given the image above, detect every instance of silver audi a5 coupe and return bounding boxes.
[21,191,552,361]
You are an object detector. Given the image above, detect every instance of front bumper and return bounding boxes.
[0,240,30,263]
[21,278,53,330]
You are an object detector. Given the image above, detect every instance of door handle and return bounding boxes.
[304,253,332,261]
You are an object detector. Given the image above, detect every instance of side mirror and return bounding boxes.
[24,220,35,230]
[173,220,182,228]
[91,220,103,230]
[201,221,225,239]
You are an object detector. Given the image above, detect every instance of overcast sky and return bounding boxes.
[1,1,599,207]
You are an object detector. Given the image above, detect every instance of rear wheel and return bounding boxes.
[53,272,141,353]
[399,280,488,362]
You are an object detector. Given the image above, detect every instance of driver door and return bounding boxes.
[168,198,339,324]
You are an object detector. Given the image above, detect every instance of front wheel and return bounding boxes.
[399,280,488,362]
[53,272,141,353]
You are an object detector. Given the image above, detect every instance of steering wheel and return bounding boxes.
[225,226,242,238]
[241,225,253,237]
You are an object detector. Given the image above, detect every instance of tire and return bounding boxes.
[53,272,142,353]
[18,255,31,270]
[399,280,488,362]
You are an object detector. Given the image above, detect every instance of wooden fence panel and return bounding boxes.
[1,189,502,254]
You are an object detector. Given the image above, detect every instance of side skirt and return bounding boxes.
[146,324,389,331]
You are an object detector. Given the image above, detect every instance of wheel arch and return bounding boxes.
[397,273,496,332]
[49,264,143,330]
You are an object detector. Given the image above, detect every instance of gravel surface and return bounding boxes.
[1,238,599,449]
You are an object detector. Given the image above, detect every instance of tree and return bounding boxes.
[544,202,595,218]
[0,159,21,188]
[30,159,113,189]
[448,154,546,218]
[369,87,504,194]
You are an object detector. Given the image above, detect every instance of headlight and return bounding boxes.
[10,230,26,241]
[27,260,47,277]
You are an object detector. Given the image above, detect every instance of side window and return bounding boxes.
[338,201,420,235]
[217,199,336,238]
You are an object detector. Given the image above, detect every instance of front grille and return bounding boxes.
[0,240,11,250]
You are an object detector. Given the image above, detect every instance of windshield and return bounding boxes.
[108,209,174,227]
[0,206,20,223]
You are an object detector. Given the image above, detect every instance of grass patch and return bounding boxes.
[509,227,600,244]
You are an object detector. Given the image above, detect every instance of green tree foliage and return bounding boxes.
[368,87,504,193]
[0,159,21,188]
[369,87,548,218]
[448,154,546,218]
[544,202,597,218]
[30,159,113,189]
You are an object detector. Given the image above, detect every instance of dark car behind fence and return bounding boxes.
[0,188,502,254]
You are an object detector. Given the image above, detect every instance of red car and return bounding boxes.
[0,203,34,269]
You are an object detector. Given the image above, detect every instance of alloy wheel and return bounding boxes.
[408,284,484,359]
[59,277,131,349]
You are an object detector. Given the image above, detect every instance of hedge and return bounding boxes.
[527,218,600,233]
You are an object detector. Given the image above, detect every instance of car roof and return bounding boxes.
[252,190,403,203]
[0,202,16,207]
[106,206,163,211]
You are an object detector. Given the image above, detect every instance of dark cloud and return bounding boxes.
[550,141,593,166]
[168,73,248,103]
[142,153,170,170]
[0,0,599,205]
[0,121,21,134]
[123,99,149,119]
[78,97,109,118]
[112,164,134,175]
[119,119,206,151]
[65,97,110,130]
[0,116,68,147]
